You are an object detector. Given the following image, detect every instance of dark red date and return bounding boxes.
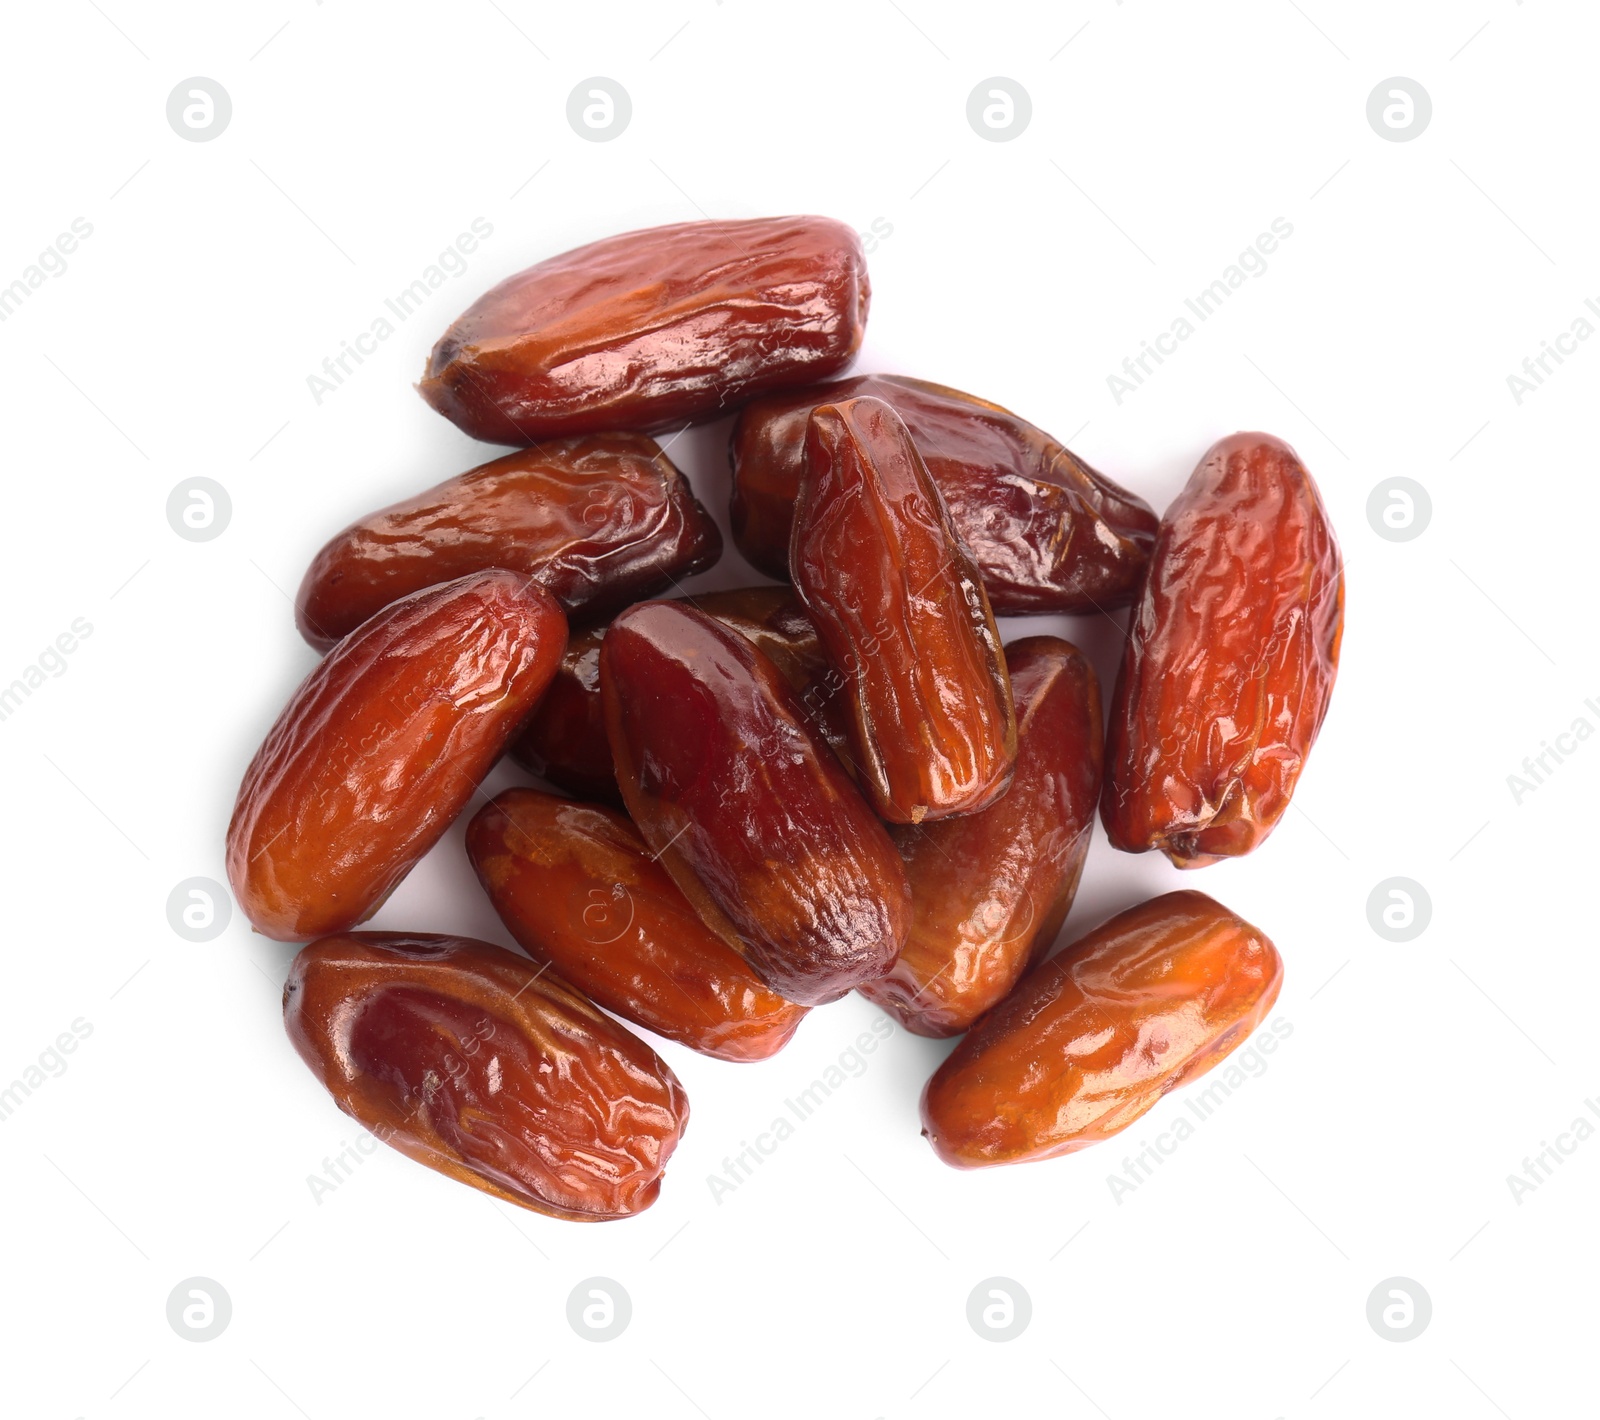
[732,373,1157,613]
[601,600,910,1005]
[420,217,869,442]
[508,586,849,802]
[295,434,719,651]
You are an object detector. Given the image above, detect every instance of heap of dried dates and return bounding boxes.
[228,216,1344,1221]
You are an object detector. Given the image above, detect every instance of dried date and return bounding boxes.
[467,788,809,1061]
[1101,432,1344,867]
[921,891,1282,1167]
[600,599,909,1006]
[508,585,848,801]
[284,931,688,1219]
[791,395,1016,823]
[296,434,720,651]
[731,373,1157,613]
[420,217,869,442]
[860,636,1102,1037]
[227,570,567,941]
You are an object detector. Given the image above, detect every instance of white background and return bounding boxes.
[1,1,1592,1415]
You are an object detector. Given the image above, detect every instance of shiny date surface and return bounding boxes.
[295,435,720,651]
[1102,432,1344,867]
[284,932,688,1219]
[921,891,1283,1168]
[228,570,567,941]
[509,586,846,801]
[732,373,1157,613]
[792,396,1016,823]
[601,600,909,1006]
[467,789,809,1061]
[860,636,1102,1037]
[420,217,869,442]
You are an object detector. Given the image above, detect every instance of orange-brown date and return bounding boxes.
[467,789,809,1061]
[731,373,1158,614]
[1102,432,1344,867]
[860,636,1102,1037]
[420,217,869,443]
[792,396,1016,823]
[284,931,688,1220]
[508,586,847,802]
[227,570,567,941]
[601,600,910,1006]
[921,891,1282,1168]
[295,434,720,651]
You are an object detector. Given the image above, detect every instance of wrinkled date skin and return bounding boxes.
[295,434,720,651]
[921,891,1282,1168]
[420,217,870,443]
[467,789,809,1061]
[601,600,909,1006]
[284,932,688,1219]
[731,374,1158,614]
[1102,432,1344,867]
[509,586,848,801]
[860,637,1102,1037]
[792,396,1016,823]
[227,571,568,941]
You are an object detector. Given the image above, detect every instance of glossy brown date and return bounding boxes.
[600,600,909,1006]
[507,619,618,803]
[732,374,1158,614]
[295,434,720,651]
[284,932,688,1219]
[420,217,869,443]
[508,586,848,802]
[1102,432,1344,867]
[227,570,567,941]
[921,891,1282,1168]
[860,636,1102,1037]
[467,789,809,1061]
[792,396,1016,823]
